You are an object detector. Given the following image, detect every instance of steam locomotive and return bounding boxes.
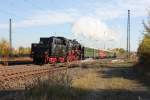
[31,36,116,64]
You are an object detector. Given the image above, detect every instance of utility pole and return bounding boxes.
[128,10,130,58]
[127,10,130,58]
[104,32,106,49]
[93,48,94,59]
[9,18,12,56]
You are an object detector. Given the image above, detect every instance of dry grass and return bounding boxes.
[106,78,137,90]
[25,71,88,100]
[72,70,137,91]
[70,65,150,100]
[73,72,98,90]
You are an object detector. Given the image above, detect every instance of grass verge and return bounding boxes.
[25,72,89,100]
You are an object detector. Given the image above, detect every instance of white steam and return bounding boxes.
[71,17,120,48]
[72,17,119,41]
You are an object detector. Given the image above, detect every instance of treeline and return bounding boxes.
[112,48,126,56]
[137,14,150,72]
[0,39,31,57]
[12,46,31,57]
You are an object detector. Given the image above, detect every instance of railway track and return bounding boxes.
[0,59,111,90]
[0,65,68,90]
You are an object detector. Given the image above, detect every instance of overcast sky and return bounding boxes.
[0,0,149,51]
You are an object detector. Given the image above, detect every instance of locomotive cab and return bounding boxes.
[31,43,49,64]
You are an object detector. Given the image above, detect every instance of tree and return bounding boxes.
[0,39,10,56]
[18,46,25,55]
[112,48,126,58]
[0,39,10,65]
[18,46,31,56]
[138,34,150,64]
[137,15,150,70]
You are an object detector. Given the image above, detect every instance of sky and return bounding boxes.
[0,0,150,51]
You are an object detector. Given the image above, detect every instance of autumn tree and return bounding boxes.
[0,39,10,65]
[18,46,31,56]
[137,15,150,70]
[0,39,10,56]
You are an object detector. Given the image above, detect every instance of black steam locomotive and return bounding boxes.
[31,36,116,64]
[31,36,83,64]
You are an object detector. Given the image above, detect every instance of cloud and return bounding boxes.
[0,9,79,29]
[94,7,124,21]
[117,0,150,16]
[0,23,8,29]
[17,10,79,28]
[88,0,150,21]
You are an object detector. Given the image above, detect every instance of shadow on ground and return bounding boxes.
[97,64,150,87]
[98,66,137,80]
[0,61,33,66]
[95,64,150,99]
[0,86,150,100]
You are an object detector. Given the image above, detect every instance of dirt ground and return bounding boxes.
[0,61,150,100]
[68,63,150,100]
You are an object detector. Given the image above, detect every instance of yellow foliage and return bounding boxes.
[0,39,31,56]
[0,39,10,56]
[138,16,150,68]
